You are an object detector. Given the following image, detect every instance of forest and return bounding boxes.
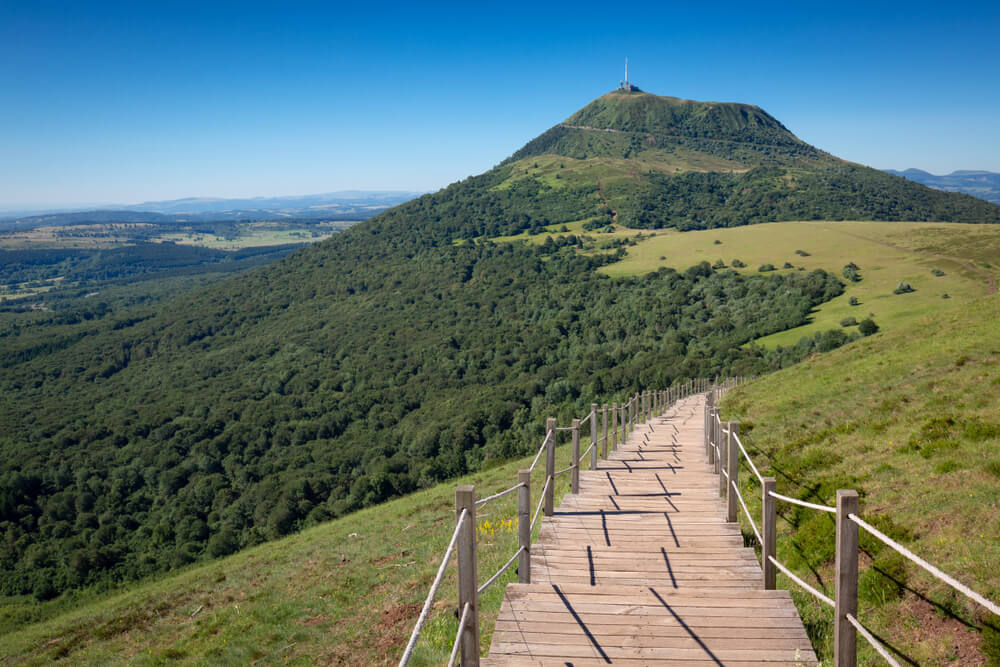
[0,224,847,600]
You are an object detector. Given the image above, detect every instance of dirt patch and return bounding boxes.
[374,553,401,567]
[301,615,330,627]
[898,595,986,665]
[375,603,422,657]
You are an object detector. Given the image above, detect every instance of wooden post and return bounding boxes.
[517,470,530,583]
[544,417,556,516]
[762,477,776,590]
[618,401,632,445]
[601,403,608,458]
[718,412,727,498]
[705,391,715,463]
[590,404,598,470]
[610,402,618,451]
[456,485,480,666]
[570,418,580,494]
[727,422,739,522]
[713,409,721,475]
[835,490,859,667]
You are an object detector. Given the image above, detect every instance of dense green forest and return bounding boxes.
[0,227,844,599]
[2,88,998,602]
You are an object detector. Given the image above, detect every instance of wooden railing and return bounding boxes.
[707,385,1000,666]
[398,378,721,666]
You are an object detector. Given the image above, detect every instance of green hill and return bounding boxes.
[721,294,1000,664]
[2,88,1000,609]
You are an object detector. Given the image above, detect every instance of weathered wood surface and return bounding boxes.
[485,395,817,665]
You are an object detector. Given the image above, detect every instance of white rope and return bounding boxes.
[732,432,764,484]
[579,442,595,462]
[731,480,762,543]
[554,426,574,431]
[849,513,1000,617]
[530,477,550,532]
[769,490,836,514]
[398,508,468,666]
[446,602,471,667]
[768,555,835,607]
[475,482,525,508]
[555,464,573,476]
[528,431,552,472]
[478,546,525,595]
[579,411,593,426]
[846,613,902,667]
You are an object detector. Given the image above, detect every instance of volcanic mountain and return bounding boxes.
[418,89,998,233]
[2,90,998,601]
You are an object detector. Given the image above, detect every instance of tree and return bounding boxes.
[859,318,879,336]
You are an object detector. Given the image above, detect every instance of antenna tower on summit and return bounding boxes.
[619,58,636,91]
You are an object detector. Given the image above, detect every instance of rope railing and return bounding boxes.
[478,546,525,596]
[474,482,524,508]
[731,479,762,543]
[846,614,902,667]
[527,431,552,473]
[446,602,472,667]
[732,432,764,484]
[400,380,708,666]
[769,490,836,514]
[530,476,549,533]
[768,555,835,607]
[848,513,1000,617]
[398,508,468,666]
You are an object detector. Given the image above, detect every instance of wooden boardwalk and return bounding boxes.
[484,395,818,666]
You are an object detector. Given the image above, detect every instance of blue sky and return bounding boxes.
[2,1,999,210]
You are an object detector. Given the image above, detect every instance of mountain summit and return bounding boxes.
[509,90,831,169]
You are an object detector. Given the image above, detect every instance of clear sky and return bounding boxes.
[2,1,999,210]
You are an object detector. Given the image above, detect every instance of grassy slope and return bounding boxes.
[721,294,1000,664]
[596,221,1000,345]
[0,432,591,664]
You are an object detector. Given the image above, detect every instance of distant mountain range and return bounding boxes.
[884,169,1000,205]
[0,190,423,229]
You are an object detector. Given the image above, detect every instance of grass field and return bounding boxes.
[595,221,1000,346]
[0,423,605,665]
[720,294,1000,664]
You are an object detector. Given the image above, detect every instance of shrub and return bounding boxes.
[849,296,860,306]
[712,259,726,269]
[758,263,775,272]
[783,262,793,269]
[931,268,945,276]
[843,262,861,282]
[713,239,722,245]
[858,318,879,336]
[795,249,810,256]
[840,316,858,327]
[942,293,950,299]
[731,259,746,268]
[893,282,915,294]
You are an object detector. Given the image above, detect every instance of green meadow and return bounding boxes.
[596,221,1000,346]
